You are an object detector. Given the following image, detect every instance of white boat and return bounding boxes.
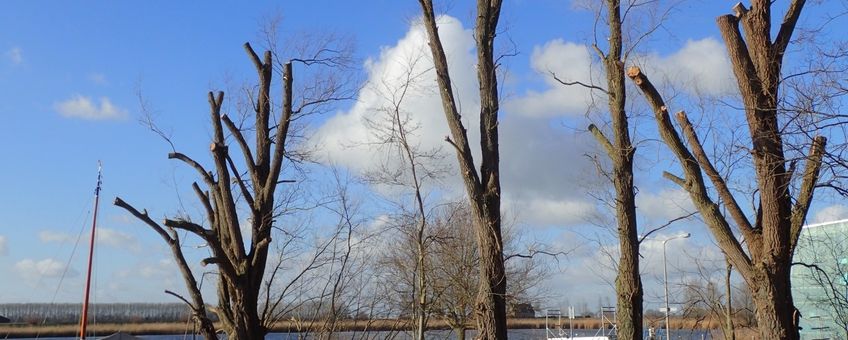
[544,306,616,340]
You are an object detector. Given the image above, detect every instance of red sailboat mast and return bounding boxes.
[79,162,102,340]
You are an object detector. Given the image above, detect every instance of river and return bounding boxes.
[8,329,717,339]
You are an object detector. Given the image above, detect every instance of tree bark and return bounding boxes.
[626,2,828,335]
[724,261,735,340]
[416,1,507,339]
[585,1,642,339]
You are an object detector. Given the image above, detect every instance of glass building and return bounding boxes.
[791,219,848,340]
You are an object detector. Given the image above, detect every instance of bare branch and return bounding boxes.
[790,136,827,252]
[169,152,215,186]
[627,66,754,281]
[588,124,615,157]
[675,111,756,238]
[774,0,807,60]
[551,72,608,94]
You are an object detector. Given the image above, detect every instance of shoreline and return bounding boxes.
[0,318,734,338]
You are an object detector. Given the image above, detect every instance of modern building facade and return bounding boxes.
[791,219,848,340]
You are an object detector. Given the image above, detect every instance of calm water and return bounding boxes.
[8,329,716,340]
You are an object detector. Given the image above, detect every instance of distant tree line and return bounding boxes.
[0,303,193,324]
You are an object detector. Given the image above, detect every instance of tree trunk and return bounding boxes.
[456,326,467,340]
[473,205,508,340]
[593,2,642,339]
[417,244,427,340]
[724,261,735,340]
[750,267,797,340]
[415,1,507,339]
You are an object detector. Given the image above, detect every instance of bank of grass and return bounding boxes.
[0,317,748,338]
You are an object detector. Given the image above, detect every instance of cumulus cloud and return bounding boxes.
[499,116,601,226]
[0,235,7,255]
[637,38,736,96]
[635,188,696,223]
[311,16,602,228]
[638,233,712,274]
[311,15,476,175]
[15,258,77,279]
[507,197,595,226]
[55,95,128,120]
[6,47,23,64]
[506,37,735,118]
[504,40,598,118]
[811,204,848,224]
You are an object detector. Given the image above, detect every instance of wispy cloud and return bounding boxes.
[39,228,140,252]
[55,95,128,120]
[38,230,75,243]
[0,235,7,255]
[15,258,77,279]
[6,47,23,64]
[812,204,848,224]
[88,73,109,85]
[96,228,141,252]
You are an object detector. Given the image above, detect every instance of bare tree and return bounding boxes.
[415,1,508,338]
[428,203,547,340]
[555,2,682,337]
[679,252,739,340]
[582,1,641,338]
[115,41,353,340]
[361,50,447,340]
[626,1,832,338]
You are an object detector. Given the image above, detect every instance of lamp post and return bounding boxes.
[663,233,690,340]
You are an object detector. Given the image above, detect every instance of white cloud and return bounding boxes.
[504,40,598,118]
[635,188,696,223]
[638,233,727,304]
[15,258,77,279]
[811,204,848,224]
[140,259,176,279]
[96,228,141,252]
[6,47,23,64]
[0,235,7,255]
[39,228,140,252]
[506,37,735,118]
[507,197,595,226]
[311,16,602,228]
[39,230,75,243]
[311,15,477,175]
[637,38,736,96]
[55,95,128,120]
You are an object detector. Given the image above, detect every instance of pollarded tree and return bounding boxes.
[415,1,508,339]
[115,42,353,340]
[583,1,641,338]
[626,1,832,338]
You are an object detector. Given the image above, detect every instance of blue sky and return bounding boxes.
[1,0,847,312]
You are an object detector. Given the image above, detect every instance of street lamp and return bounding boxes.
[663,233,690,340]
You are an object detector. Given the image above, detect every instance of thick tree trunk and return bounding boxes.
[750,267,797,340]
[416,1,507,339]
[473,202,508,340]
[595,2,642,339]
